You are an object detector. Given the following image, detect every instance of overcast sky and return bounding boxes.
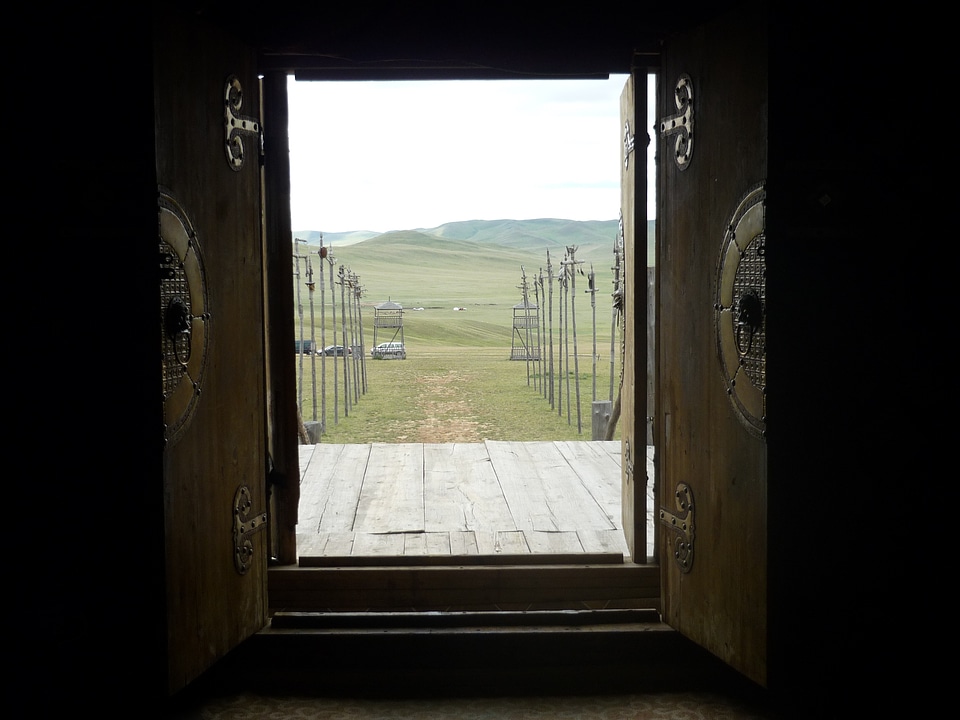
[287,74,652,234]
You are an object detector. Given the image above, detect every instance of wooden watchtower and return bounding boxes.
[373,300,404,347]
[510,299,540,360]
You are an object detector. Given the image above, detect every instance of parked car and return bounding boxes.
[371,341,406,360]
[321,345,351,356]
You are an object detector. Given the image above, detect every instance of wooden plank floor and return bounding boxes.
[297,440,655,561]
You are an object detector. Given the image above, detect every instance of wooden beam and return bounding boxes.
[262,71,300,565]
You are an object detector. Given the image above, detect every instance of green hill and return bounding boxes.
[427,218,617,253]
[313,229,550,310]
[292,218,655,349]
[295,218,654,265]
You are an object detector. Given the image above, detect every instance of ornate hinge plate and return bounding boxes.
[659,74,694,170]
[233,485,267,575]
[224,75,261,171]
[659,482,695,573]
[623,121,636,170]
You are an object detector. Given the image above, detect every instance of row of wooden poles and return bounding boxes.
[293,234,624,441]
[293,237,368,439]
[516,238,623,437]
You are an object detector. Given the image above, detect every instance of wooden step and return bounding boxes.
[268,607,662,631]
[219,613,746,700]
[268,562,661,613]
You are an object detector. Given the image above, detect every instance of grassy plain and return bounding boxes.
[292,228,623,443]
[297,345,619,443]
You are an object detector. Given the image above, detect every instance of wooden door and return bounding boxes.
[618,75,648,562]
[155,10,269,694]
[655,2,769,687]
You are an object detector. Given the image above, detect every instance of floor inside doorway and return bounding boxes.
[297,440,654,560]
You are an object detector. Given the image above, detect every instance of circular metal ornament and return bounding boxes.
[159,190,209,447]
[715,183,766,438]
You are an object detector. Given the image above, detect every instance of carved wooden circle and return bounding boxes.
[159,191,209,447]
[715,183,766,438]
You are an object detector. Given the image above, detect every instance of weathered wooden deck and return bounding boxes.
[297,440,654,561]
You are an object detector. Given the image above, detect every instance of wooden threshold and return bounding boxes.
[297,551,624,567]
[269,607,662,630]
[268,562,661,613]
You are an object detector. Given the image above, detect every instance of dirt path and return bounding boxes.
[393,368,492,443]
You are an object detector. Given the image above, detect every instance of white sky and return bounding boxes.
[287,74,653,233]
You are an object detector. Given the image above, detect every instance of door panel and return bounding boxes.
[155,10,268,694]
[657,3,769,686]
[618,75,648,562]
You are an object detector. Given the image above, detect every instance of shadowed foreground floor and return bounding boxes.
[179,690,787,719]
[164,635,792,720]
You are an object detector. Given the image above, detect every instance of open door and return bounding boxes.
[654,2,769,686]
[155,10,269,694]
[618,74,649,563]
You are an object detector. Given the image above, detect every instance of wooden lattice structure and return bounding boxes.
[373,300,404,347]
[510,299,540,360]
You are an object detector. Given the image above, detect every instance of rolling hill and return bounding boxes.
[293,218,655,265]
[289,218,655,348]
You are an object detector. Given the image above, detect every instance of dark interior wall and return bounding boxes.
[188,1,738,78]
[27,8,166,712]
[767,7,920,714]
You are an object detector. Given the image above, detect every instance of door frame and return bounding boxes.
[263,67,661,610]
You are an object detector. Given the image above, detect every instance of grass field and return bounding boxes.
[292,229,624,443]
[297,344,620,443]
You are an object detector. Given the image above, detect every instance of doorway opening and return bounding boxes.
[281,73,657,572]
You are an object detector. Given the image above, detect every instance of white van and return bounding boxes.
[371,341,406,360]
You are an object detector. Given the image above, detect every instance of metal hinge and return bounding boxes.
[233,485,267,575]
[659,74,694,170]
[224,75,261,171]
[659,482,695,573]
